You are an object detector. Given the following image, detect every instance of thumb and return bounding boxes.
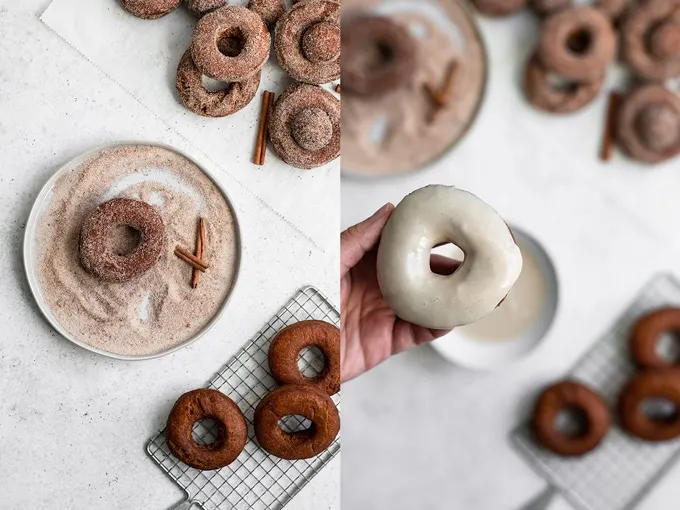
[341,203,395,275]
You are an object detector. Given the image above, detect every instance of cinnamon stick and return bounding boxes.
[425,60,459,124]
[174,245,209,272]
[191,218,207,288]
[254,91,272,166]
[600,90,621,162]
[258,92,274,165]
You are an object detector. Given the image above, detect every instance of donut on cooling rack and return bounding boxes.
[472,0,527,17]
[532,381,611,456]
[537,6,616,80]
[623,0,680,80]
[616,84,680,164]
[120,0,181,19]
[376,185,522,330]
[341,15,417,96]
[268,320,340,396]
[631,308,680,369]
[79,198,165,283]
[191,6,270,81]
[268,82,340,169]
[166,389,248,470]
[619,369,680,441]
[248,0,286,27]
[275,0,340,84]
[186,0,226,17]
[254,385,340,460]
[176,49,261,117]
[523,53,604,114]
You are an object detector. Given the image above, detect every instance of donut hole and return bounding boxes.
[359,40,396,73]
[278,414,315,435]
[107,224,142,257]
[218,28,246,57]
[191,418,223,446]
[297,345,327,378]
[554,406,589,437]
[655,331,680,364]
[430,243,464,276]
[641,397,679,424]
[566,27,593,56]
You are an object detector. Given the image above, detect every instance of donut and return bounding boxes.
[341,16,417,96]
[523,53,604,113]
[186,0,226,17]
[376,186,523,330]
[268,320,340,396]
[120,0,181,19]
[595,0,628,21]
[268,82,340,169]
[530,0,570,17]
[254,385,340,460]
[176,49,261,117]
[532,381,610,456]
[191,6,270,81]
[616,84,680,164]
[275,0,340,84]
[619,369,680,441]
[248,0,286,27]
[537,6,616,80]
[79,198,165,283]
[472,0,528,17]
[631,308,680,369]
[623,0,680,80]
[166,389,247,470]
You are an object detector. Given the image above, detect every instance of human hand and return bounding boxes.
[340,204,459,382]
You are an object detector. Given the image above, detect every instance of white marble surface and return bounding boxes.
[0,1,338,509]
[341,8,680,510]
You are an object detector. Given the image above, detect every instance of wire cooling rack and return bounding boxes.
[513,273,680,510]
[147,286,340,510]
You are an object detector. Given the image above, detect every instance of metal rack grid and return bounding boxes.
[147,286,340,510]
[513,273,680,510]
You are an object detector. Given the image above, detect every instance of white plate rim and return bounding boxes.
[23,141,242,361]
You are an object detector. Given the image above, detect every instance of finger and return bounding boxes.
[430,254,461,276]
[340,203,395,275]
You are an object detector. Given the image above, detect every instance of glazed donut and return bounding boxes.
[268,82,340,169]
[176,49,261,117]
[616,84,680,164]
[268,320,340,396]
[472,0,528,17]
[538,6,616,80]
[166,389,247,470]
[623,0,680,80]
[186,0,226,17]
[523,53,604,113]
[631,308,680,369]
[254,385,340,460]
[341,16,417,96]
[191,6,270,81]
[79,198,165,283]
[275,0,340,84]
[619,369,680,441]
[120,0,181,19]
[248,0,286,27]
[532,381,610,456]
[376,186,523,330]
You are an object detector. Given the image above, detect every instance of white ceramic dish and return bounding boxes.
[23,142,242,361]
[430,227,558,370]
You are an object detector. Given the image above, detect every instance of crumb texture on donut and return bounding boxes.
[120,0,182,19]
[187,0,227,17]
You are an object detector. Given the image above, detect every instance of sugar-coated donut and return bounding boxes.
[631,308,680,369]
[166,389,247,470]
[79,198,165,283]
[120,0,181,19]
[268,320,340,396]
[472,0,528,17]
[248,0,286,27]
[186,0,226,17]
[376,186,522,330]
[530,0,570,16]
[254,385,340,460]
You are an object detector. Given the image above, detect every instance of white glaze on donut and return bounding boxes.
[376,186,523,329]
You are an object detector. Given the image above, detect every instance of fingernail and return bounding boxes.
[370,203,393,221]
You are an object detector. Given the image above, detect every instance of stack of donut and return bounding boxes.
[531,307,680,457]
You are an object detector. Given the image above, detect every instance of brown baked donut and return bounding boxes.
[616,84,680,163]
[532,381,610,456]
[275,0,340,84]
[176,49,261,117]
[186,0,226,17]
[268,82,340,169]
[619,369,680,441]
[254,385,340,460]
[341,15,417,97]
[120,0,181,19]
[538,6,616,80]
[623,0,680,80]
[472,0,528,17]
[523,53,604,113]
[631,308,680,369]
[166,389,247,470]
[191,6,270,81]
[595,0,628,21]
[79,198,165,283]
[530,0,570,17]
[248,0,286,27]
[268,320,340,396]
